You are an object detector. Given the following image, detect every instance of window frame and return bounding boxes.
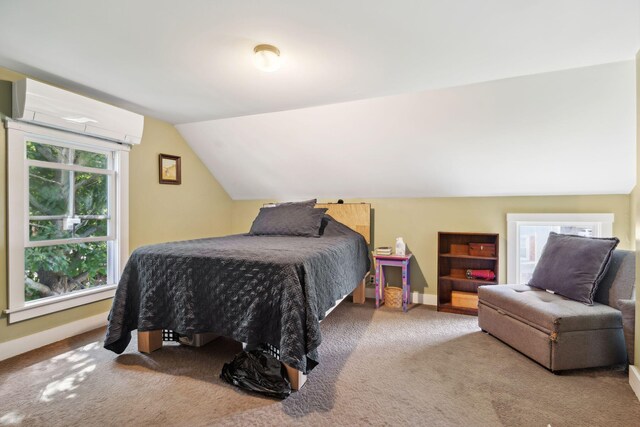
[506,213,614,284]
[5,119,130,323]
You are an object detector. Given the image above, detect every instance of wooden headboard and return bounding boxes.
[316,203,371,244]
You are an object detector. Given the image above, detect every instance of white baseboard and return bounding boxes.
[630,365,640,402]
[364,288,437,306]
[0,312,109,362]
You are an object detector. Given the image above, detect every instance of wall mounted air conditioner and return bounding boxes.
[12,78,144,144]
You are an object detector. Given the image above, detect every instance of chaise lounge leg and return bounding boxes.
[138,330,163,353]
[284,363,308,391]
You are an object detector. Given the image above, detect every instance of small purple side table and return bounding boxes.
[373,253,412,312]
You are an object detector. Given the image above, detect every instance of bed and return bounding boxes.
[104,202,371,389]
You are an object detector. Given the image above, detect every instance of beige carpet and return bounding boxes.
[1,302,639,426]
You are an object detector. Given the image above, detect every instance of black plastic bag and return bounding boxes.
[220,349,292,399]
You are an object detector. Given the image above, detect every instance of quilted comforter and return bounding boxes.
[104,216,370,372]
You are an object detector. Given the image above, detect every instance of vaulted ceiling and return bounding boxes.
[177,62,637,199]
[0,1,638,199]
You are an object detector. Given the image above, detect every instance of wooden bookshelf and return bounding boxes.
[437,232,499,316]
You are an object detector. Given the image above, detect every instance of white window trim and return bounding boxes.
[506,213,614,284]
[5,119,129,323]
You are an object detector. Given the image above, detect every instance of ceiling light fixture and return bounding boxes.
[253,44,281,72]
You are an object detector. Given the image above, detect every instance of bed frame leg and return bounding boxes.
[284,363,308,391]
[352,273,367,304]
[138,330,163,353]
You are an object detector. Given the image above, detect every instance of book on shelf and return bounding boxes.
[375,247,393,255]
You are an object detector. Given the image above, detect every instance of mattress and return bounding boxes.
[104,216,370,372]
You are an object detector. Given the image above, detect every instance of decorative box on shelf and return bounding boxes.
[469,243,496,257]
[451,290,478,309]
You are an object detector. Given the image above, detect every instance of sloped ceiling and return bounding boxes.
[177,62,637,199]
[0,1,638,199]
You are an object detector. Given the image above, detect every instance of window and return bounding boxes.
[507,213,614,284]
[6,120,129,323]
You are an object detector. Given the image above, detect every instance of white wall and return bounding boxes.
[177,61,636,200]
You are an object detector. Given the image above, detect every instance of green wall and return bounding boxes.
[0,69,233,344]
[129,117,232,249]
[233,195,631,295]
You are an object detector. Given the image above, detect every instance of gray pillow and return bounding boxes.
[275,198,317,208]
[528,232,619,305]
[263,199,317,208]
[617,298,635,364]
[249,205,327,237]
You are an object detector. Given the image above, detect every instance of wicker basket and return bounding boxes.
[384,286,403,309]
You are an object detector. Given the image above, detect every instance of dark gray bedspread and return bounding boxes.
[104,216,370,372]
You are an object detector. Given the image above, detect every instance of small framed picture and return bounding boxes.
[159,153,181,185]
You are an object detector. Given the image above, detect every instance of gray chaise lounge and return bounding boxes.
[478,250,634,372]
